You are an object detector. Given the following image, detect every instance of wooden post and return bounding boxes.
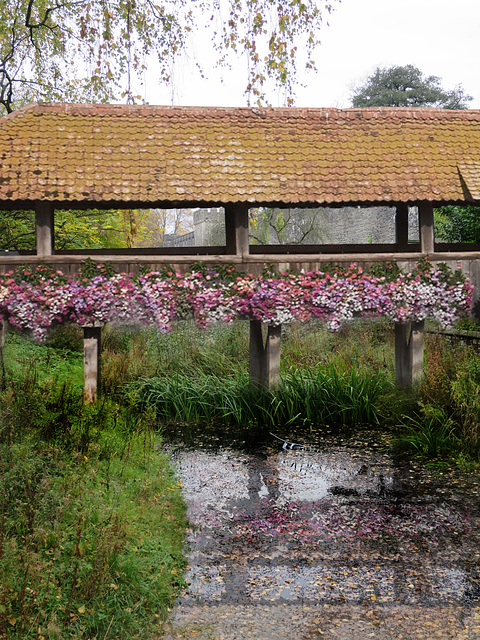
[249,321,282,389]
[249,320,265,387]
[410,321,425,384]
[83,325,102,403]
[265,324,282,389]
[0,319,6,391]
[0,319,6,348]
[395,321,425,387]
[225,205,249,258]
[35,201,55,257]
[395,204,409,250]
[418,203,435,253]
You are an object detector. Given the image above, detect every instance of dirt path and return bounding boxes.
[162,431,480,639]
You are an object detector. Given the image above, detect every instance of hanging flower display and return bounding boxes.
[0,260,472,340]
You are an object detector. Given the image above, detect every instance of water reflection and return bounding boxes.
[167,429,479,612]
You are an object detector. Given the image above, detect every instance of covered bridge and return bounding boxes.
[1,103,480,393]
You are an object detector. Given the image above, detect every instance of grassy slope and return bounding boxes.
[0,331,188,640]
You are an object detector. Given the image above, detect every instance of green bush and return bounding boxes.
[451,354,480,449]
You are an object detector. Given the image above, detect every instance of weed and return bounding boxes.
[395,403,459,458]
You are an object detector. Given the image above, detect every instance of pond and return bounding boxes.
[162,425,480,640]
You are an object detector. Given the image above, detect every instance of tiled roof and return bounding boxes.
[1,102,480,207]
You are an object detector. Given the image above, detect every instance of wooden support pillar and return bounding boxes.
[249,320,264,387]
[395,204,409,250]
[225,205,249,258]
[418,203,435,253]
[83,325,102,403]
[0,319,6,391]
[0,319,6,348]
[249,321,282,389]
[35,201,55,257]
[395,320,425,387]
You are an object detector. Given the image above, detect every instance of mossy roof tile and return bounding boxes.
[1,103,480,206]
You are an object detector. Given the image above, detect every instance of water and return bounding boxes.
[162,425,480,639]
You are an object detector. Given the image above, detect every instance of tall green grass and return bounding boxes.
[131,366,388,431]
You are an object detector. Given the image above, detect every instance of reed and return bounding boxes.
[131,365,387,430]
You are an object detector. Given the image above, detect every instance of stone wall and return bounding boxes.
[187,206,419,246]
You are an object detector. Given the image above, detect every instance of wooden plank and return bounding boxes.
[418,202,435,253]
[58,246,226,256]
[35,202,55,256]
[0,250,480,268]
[0,251,426,265]
[250,242,420,255]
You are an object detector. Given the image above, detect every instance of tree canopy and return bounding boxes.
[351,65,472,109]
[435,206,480,243]
[0,0,335,114]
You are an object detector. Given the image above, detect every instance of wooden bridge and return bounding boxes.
[1,103,480,398]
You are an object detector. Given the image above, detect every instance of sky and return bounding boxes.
[146,0,480,109]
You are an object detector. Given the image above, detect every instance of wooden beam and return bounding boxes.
[83,325,101,403]
[0,319,6,391]
[264,324,282,389]
[225,205,249,257]
[418,203,435,253]
[395,204,409,251]
[35,202,55,256]
[1,249,480,268]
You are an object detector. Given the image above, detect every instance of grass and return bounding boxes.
[2,330,84,392]
[0,432,187,640]
[130,365,388,433]
[98,318,396,394]
[394,404,459,458]
[0,332,188,640]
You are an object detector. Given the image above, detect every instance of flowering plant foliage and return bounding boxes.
[0,261,472,340]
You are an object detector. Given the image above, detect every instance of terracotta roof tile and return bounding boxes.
[1,103,480,206]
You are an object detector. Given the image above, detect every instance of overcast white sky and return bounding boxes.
[146,0,480,109]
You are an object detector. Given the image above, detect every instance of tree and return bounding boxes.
[0,208,158,250]
[435,206,480,243]
[249,207,326,245]
[0,0,335,115]
[351,65,472,109]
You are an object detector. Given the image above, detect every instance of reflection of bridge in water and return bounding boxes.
[164,428,480,639]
